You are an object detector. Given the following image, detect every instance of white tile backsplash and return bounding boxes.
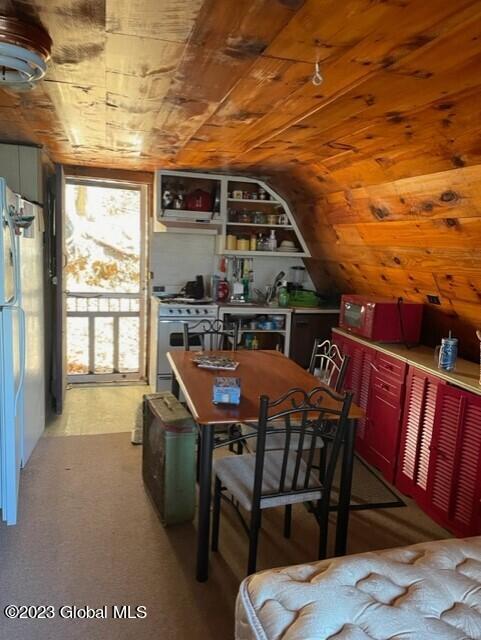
[150,231,314,294]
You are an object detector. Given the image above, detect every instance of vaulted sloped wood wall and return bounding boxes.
[266,164,481,361]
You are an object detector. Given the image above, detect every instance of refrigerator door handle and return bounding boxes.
[3,204,19,307]
[14,306,26,415]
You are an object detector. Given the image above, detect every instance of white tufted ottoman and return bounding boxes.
[235,536,481,639]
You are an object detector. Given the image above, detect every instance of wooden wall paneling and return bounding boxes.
[434,271,481,306]
[36,1,106,88]
[105,0,204,42]
[324,165,481,225]
[166,0,306,162]
[333,218,481,250]
[232,0,481,159]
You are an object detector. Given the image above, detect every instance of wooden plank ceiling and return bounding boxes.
[1,0,481,358]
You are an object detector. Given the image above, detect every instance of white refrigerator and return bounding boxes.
[0,177,45,525]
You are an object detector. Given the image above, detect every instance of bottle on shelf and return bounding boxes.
[250,234,257,251]
[278,281,289,308]
[251,335,259,350]
[268,229,277,251]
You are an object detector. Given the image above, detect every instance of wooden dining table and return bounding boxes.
[167,349,364,582]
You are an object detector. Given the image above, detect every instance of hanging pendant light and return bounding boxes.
[0,16,51,91]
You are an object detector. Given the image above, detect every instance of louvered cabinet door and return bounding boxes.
[335,337,375,457]
[395,367,443,503]
[355,345,376,458]
[427,386,481,536]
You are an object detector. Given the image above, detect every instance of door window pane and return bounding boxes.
[67,317,89,374]
[94,317,114,373]
[119,317,139,372]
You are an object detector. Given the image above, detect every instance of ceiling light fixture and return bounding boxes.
[311,60,323,86]
[0,16,51,91]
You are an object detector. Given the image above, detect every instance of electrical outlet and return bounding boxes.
[426,294,441,305]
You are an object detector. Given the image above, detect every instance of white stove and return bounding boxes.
[158,301,217,319]
[152,297,218,392]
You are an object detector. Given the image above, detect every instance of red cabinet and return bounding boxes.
[367,371,404,483]
[427,384,481,536]
[334,331,481,537]
[333,333,405,483]
[396,368,444,504]
[396,367,481,536]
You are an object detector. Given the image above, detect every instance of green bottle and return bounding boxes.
[278,281,289,308]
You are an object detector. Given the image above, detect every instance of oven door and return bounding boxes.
[156,318,204,382]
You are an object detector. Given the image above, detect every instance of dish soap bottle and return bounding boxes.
[268,229,277,251]
[278,281,289,308]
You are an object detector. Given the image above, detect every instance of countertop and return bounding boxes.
[333,327,481,396]
[219,303,340,314]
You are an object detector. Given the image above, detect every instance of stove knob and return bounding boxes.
[169,309,173,314]
[186,309,191,314]
[195,309,200,314]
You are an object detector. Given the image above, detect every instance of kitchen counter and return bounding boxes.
[290,306,340,314]
[333,327,481,396]
[218,303,339,314]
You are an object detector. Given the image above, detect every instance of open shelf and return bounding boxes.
[226,222,293,229]
[227,198,280,204]
[161,208,215,219]
[223,249,304,257]
[239,329,286,334]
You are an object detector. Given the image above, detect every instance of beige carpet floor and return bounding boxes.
[0,430,451,640]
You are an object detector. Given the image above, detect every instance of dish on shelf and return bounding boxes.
[278,246,299,252]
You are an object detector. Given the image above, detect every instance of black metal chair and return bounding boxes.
[240,339,350,453]
[309,338,349,392]
[211,386,353,575]
[183,318,240,352]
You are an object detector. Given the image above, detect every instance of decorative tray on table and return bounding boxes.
[193,355,239,371]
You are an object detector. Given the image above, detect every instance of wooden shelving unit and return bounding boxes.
[153,170,310,258]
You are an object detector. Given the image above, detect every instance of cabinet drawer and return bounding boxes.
[372,374,404,401]
[374,351,406,382]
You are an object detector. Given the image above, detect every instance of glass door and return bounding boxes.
[64,179,147,383]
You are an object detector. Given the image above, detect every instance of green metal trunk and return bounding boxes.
[142,393,196,526]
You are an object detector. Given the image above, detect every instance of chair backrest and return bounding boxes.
[309,338,349,392]
[183,318,239,351]
[252,387,353,509]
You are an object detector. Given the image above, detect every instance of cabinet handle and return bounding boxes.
[380,382,390,391]
[370,361,380,373]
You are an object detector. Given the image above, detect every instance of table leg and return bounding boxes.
[335,418,357,556]
[171,374,180,399]
[196,423,214,582]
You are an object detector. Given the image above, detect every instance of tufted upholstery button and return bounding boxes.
[235,536,481,640]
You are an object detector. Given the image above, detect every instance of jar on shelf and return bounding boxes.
[226,235,237,250]
[249,235,257,251]
[267,213,278,225]
[237,236,250,251]
[254,211,266,224]
[239,209,251,223]
[228,209,238,222]
[258,187,267,200]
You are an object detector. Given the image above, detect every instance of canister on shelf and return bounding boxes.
[237,236,250,251]
[226,234,237,250]
[250,235,257,251]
